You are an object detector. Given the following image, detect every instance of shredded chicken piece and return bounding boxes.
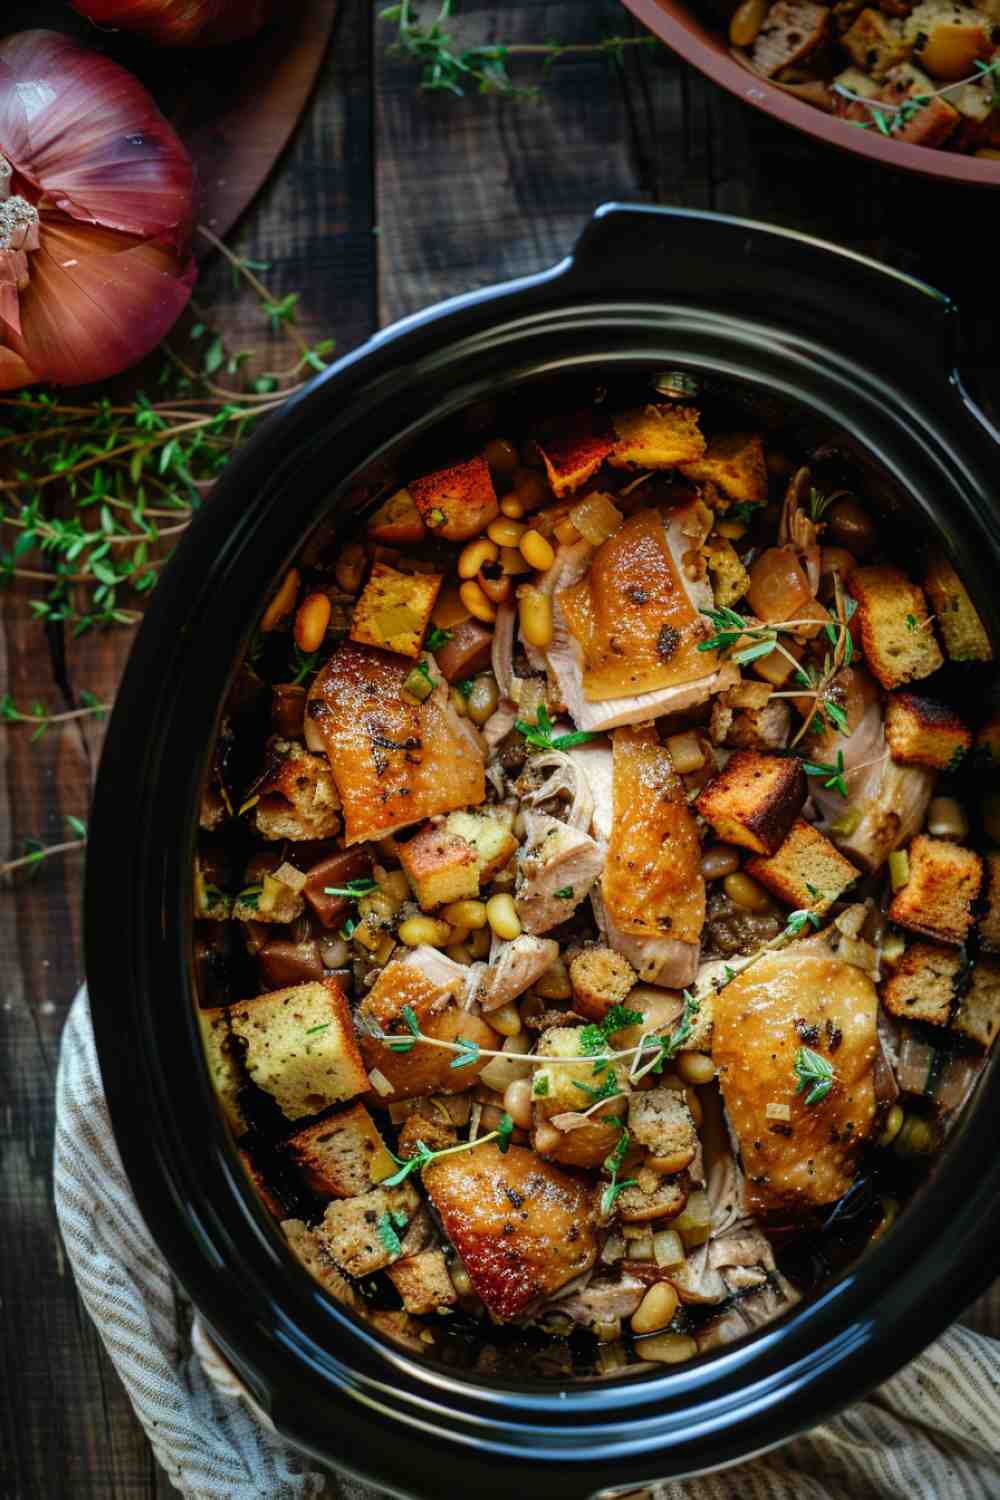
[515,810,605,934]
[515,749,595,832]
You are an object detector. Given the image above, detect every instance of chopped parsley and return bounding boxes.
[793,1045,835,1106]
[237,883,262,909]
[532,1075,550,1098]
[304,1022,331,1036]
[377,1211,404,1257]
[572,1070,621,1103]
[784,908,823,938]
[456,677,475,700]
[579,1005,644,1055]
[425,626,453,651]
[554,885,575,899]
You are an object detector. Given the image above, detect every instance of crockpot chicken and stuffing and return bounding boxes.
[195,385,1000,1375]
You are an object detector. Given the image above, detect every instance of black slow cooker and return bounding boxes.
[86,205,1000,1499]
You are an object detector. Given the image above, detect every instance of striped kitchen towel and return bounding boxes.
[54,987,1000,1500]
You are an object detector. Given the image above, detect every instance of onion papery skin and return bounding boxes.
[70,0,275,47]
[0,31,196,388]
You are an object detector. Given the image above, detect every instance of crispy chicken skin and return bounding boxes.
[423,1144,599,1319]
[599,724,704,985]
[557,507,718,702]
[307,640,485,844]
[712,950,879,1216]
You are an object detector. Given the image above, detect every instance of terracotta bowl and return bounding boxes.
[623,0,1000,186]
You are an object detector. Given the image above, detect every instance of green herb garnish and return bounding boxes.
[448,1036,482,1070]
[554,885,575,899]
[425,626,453,651]
[801,749,848,799]
[237,883,263,910]
[784,908,823,938]
[532,1075,550,1098]
[377,1211,404,1257]
[793,1045,835,1106]
[579,1005,644,1055]
[515,702,595,752]
[381,1113,515,1186]
[324,877,378,899]
[600,1127,637,1218]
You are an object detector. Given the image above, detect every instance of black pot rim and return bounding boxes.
[86,204,1000,1498]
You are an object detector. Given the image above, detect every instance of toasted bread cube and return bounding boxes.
[977,715,1000,767]
[238,1148,286,1219]
[233,864,306,925]
[609,403,706,470]
[254,740,342,842]
[746,819,859,913]
[704,536,751,607]
[537,413,613,498]
[281,1218,361,1309]
[386,1249,458,1315]
[841,8,910,76]
[834,65,881,99]
[532,1026,630,1170]
[979,851,1000,955]
[317,1181,423,1277]
[750,0,831,73]
[397,823,480,908]
[367,486,427,546]
[904,1,991,79]
[885,691,972,770]
[285,1102,395,1198]
[227,978,368,1121]
[350,563,442,660]
[953,959,1000,1050]
[357,954,498,1099]
[881,941,961,1026]
[628,1089,699,1175]
[198,1008,247,1135]
[569,945,638,1022]
[696,750,806,856]
[409,456,498,542]
[617,1171,690,1224]
[678,432,768,505]
[397,1110,457,1160]
[924,554,993,663]
[847,565,944,690]
[888,89,960,146]
[889,834,983,946]
[444,806,518,883]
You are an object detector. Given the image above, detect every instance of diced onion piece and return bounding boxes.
[889,850,910,892]
[569,491,623,546]
[402,664,435,702]
[652,1229,685,1268]
[830,806,862,837]
[838,935,878,976]
[747,547,813,623]
[765,1102,791,1121]
[517,678,546,723]
[674,1190,712,1249]
[666,730,705,775]
[272,861,307,893]
[601,1233,626,1265]
[627,1234,654,1261]
[368,1068,393,1097]
[881,932,906,966]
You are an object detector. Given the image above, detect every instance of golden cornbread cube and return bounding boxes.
[889,834,983,947]
[254,740,341,842]
[979,851,1000,955]
[696,749,807,856]
[284,1101,395,1198]
[317,1182,424,1277]
[617,1171,689,1225]
[227,978,369,1121]
[444,806,518,883]
[847,565,944,690]
[923,554,993,663]
[609,403,705,469]
[746,819,859,913]
[408,456,499,542]
[367,486,427,546]
[881,941,961,1026]
[386,1250,458,1315]
[536,412,613,497]
[841,9,910,78]
[531,1026,630,1171]
[750,0,831,75]
[198,1007,247,1135]
[569,945,638,1022]
[953,959,1000,1050]
[678,432,768,504]
[397,823,480,908]
[884,691,972,771]
[704,535,751,606]
[350,563,442,659]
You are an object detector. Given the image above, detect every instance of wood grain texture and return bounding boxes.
[2,0,998,1495]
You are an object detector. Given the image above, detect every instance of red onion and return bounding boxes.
[70,0,275,47]
[0,31,195,389]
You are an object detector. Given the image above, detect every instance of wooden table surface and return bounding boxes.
[2,3,997,1496]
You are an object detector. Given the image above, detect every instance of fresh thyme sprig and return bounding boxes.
[380,0,657,99]
[836,57,1000,135]
[382,1111,515,1186]
[1,815,87,880]
[793,1045,835,1106]
[600,1126,637,1219]
[515,702,596,751]
[323,877,379,901]
[800,748,848,798]
[0,689,108,740]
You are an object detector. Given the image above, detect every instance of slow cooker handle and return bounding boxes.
[560,202,964,390]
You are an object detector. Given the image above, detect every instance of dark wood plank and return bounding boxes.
[1,2,373,1495]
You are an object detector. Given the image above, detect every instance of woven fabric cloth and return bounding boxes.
[54,987,1000,1500]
